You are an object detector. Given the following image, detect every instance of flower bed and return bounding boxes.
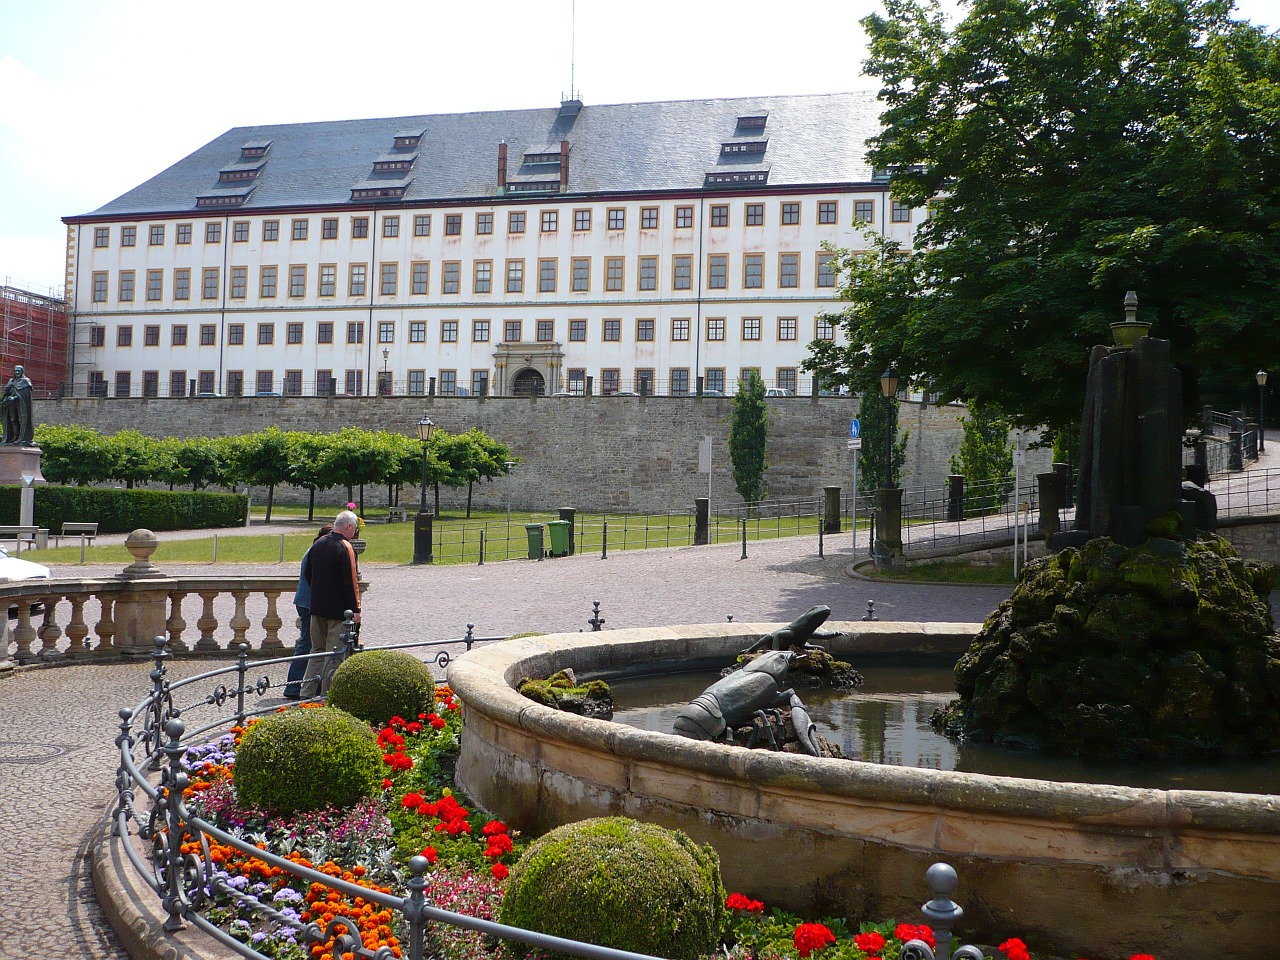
[178,689,1157,960]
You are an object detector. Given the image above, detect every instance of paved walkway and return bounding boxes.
[0,537,1008,960]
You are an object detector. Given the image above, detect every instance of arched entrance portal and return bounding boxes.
[512,368,546,397]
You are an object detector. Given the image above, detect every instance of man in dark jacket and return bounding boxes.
[299,510,361,696]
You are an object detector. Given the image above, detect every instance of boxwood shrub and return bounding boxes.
[329,650,436,727]
[0,485,247,533]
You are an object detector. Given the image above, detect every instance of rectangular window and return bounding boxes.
[536,319,554,342]
[202,267,219,300]
[144,324,160,346]
[439,370,457,396]
[94,227,109,248]
[171,325,188,346]
[173,268,190,301]
[322,217,338,239]
[230,266,247,299]
[601,369,621,396]
[257,371,274,394]
[816,253,837,288]
[445,214,462,235]
[259,266,277,298]
[745,203,764,226]
[742,317,761,341]
[443,261,461,294]
[566,369,586,395]
[233,221,249,242]
[229,324,245,345]
[673,255,692,291]
[114,371,132,398]
[779,253,799,288]
[408,370,426,396]
[540,210,558,233]
[318,264,336,297]
[177,223,193,244]
[158,371,174,398]
[118,271,135,302]
[441,320,458,343]
[310,370,328,397]
[539,258,557,292]
[378,321,395,343]
[149,224,165,245]
[117,326,133,347]
[607,208,625,230]
[705,368,726,394]
[708,255,727,290]
[347,322,364,344]
[670,368,690,396]
[778,317,798,341]
[602,318,621,342]
[349,263,366,297]
[744,254,764,289]
[352,217,369,239]
[382,215,400,238]
[777,368,798,393]
[258,323,274,345]
[710,205,729,227]
[854,200,874,223]
[675,205,694,229]
[739,367,761,389]
[414,214,431,236]
[317,323,333,345]
[818,201,838,224]
[88,371,106,397]
[815,317,835,341]
[504,320,522,342]
[508,211,525,233]
[205,222,221,243]
[641,207,659,229]
[146,269,163,301]
[471,370,490,397]
[473,319,490,342]
[380,262,398,296]
[638,257,658,291]
[291,218,308,240]
[411,261,429,295]
[505,259,524,293]
[409,321,427,343]
[476,212,494,235]
[781,202,800,225]
[289,265,306,297]
[284,370,303,396]
[287,322,304,345]
[92,271,108,302]
[121,226,136,247]
[473,260,493,294]
[671,318,690,341]
[262,220,279,241]
[605,257,624,292]
[90,325,106,347]
[200,324,216,346]
[706,318,725,341]
[636,318,655,342]
[571,258,590,292]
[892,200,912,223]
[569,319,587,342]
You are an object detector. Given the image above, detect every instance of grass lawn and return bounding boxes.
[860,557,1018,585]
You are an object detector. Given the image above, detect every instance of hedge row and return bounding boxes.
[0,485,248,534]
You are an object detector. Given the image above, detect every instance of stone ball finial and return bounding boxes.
[925,862,958,897]
[118,528,164,579]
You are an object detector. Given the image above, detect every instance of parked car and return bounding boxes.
[0,547,50,622]
[700,389,727,398]
[254,390,282,397]
[765,388,794,398]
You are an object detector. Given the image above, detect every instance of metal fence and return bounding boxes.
[1211,465,1280,519]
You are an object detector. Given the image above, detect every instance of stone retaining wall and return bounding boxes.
[449,624,1279,960]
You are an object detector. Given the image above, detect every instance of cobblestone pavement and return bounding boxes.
[2,535,1013,960]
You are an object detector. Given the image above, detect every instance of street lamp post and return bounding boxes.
[382,349,390,396]
[1257,370,1268,453]
[504,459,516,522]
[413,416,435,564]
[879,365,899,486]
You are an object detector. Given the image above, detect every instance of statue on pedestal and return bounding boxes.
[1,366,35,446]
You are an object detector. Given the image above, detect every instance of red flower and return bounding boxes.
[491,863,509,881]
[381,778,392,789]
[854,932,886,953]
[401,793,425,809]
[421,846,438,864]
[726,893,752,910]
[793,923,836,958]
[482,820,508,836]
[999,938,1031,960]
[1129,956,1156,960]
[429,717,446,729]
[406,722,422,735]
[895,925,935,949]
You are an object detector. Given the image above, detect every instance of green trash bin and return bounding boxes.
[524,523,545,559]
[547,519,571,557]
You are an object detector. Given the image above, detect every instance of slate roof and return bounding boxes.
[71,92,883,220]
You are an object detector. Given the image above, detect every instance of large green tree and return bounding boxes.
[728,372,768,505]
[805,0,1280,430]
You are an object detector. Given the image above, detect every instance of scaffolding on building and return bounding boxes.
[1,278,70,399]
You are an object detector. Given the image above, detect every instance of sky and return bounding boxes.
[2,0,1278,297]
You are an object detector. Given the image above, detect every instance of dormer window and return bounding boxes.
[240,140,272,159]
[737,114,768,131]
[523,151,562,165]
[393,128,425,149]
[373,153,418,173]
[351,184,410,200]
[705,170,769,186]
[721,140,767,156]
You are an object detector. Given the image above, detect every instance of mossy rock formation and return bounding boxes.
[932,535,1280,759]
[517,668,613,720]
[724,647,864,690]
[499,816,725,960]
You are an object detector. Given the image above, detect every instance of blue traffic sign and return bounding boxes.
[849,419,861,439]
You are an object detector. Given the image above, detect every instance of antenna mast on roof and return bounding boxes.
[563,0,579,103]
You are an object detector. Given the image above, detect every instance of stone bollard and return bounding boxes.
[946,474,965,522]
[1229,430,1244,471]
[823,486,841,534]
[1201,404,1215,435]
[873,487,904,569]
[1037,471,1062,539]
[694,498,710,545]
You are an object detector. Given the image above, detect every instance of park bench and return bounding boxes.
[0,525,49,552]
[56,522,99,547]
[386,507,408,523]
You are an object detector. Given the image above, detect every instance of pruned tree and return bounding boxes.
[728,371,768,506]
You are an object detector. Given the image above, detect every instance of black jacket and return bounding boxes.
[302,532,360,620]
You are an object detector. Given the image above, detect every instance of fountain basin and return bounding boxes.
[449,622,1280,960]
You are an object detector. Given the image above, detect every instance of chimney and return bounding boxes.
[559,140,570,191]
[498,142,508,192]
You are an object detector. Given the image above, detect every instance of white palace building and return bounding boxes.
[62,92,920,400]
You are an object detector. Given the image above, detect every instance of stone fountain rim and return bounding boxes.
[447,620,1280,835]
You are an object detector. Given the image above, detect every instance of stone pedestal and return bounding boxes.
[873,487,904,569]
[0,445,45,486]
[114,529,171,655]
[823,486,841,534]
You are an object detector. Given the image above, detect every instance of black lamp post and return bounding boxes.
[1258,370,1268,452]
[879,365,899,486]
[382,349,390,395]
[413,416,435,565]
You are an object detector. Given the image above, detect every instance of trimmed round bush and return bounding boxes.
[328,650,435,727]
[499,817,725,960]
[233,707,381,815]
